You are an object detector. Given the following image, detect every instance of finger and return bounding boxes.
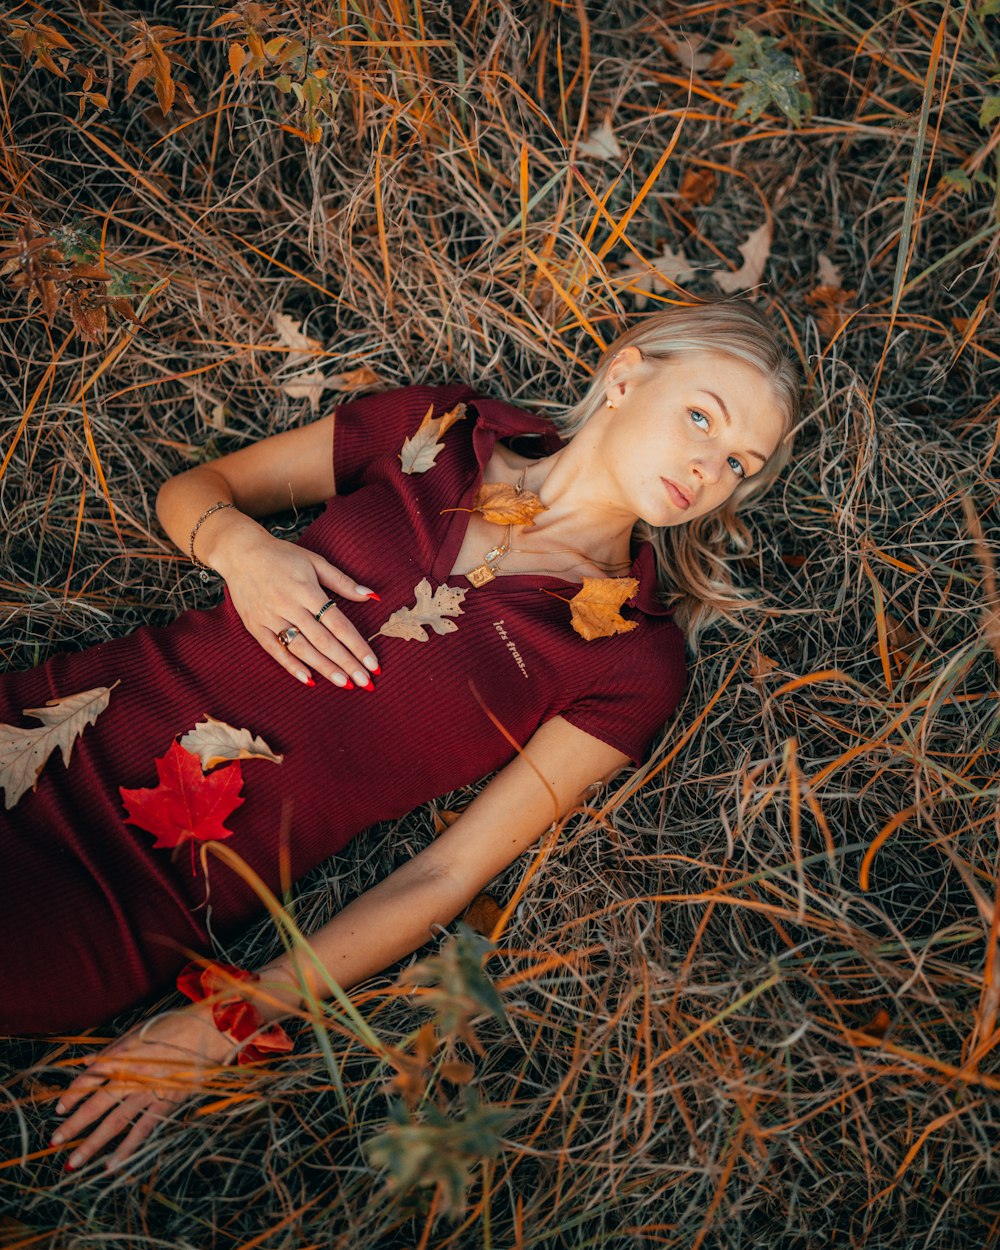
[63,1096,152,1170]
[57,1069,111,1117]
[259,629,316,687]
[105,1100,172,1172]
[311,606,381,676]
[53,1087,126,1152]
[286,630,371,689]
[309,554,380,603]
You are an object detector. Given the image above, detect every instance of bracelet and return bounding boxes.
[176,960,294,1064]
[188,501,236,571]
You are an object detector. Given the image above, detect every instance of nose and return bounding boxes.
[691,455,724,485]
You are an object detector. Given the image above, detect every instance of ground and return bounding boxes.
[1,2,999,1246]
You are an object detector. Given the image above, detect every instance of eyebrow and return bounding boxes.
[698,390,768,466]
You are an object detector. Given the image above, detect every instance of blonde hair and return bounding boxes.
[552,300,801,649]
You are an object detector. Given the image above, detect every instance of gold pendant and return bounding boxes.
[466,563,496,588]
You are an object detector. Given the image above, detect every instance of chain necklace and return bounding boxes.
[464,466,631,586]
[465,468,529,587]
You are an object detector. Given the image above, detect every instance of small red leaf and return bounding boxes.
[120,740,244,849]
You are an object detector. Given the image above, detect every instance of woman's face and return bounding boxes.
[601,347,787,527]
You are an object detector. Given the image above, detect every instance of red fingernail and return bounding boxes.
[63,1163,75,1173]
[303,677,316,687]
[371,664,381,676]
[343,679,355,690]
[366,591,381,602]
[360,678,375,693]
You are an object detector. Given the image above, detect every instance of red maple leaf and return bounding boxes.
[120,739,245,851]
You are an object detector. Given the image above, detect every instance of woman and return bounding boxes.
[2,299,798,1171]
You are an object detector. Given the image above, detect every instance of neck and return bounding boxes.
[516,428,640,569]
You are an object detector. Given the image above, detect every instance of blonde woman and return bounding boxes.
[1,299,798,1171]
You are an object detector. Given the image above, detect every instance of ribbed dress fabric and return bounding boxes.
[1,384,686,1032]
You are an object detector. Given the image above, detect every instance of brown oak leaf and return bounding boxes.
[462,891,504,936]
[679,167,717,207]
[805,284,855,340]
[568,577,639,641]
[577,112,622,161]
[474,482,547,526]
[0,685,114,810]
[714,221,773,295]
[399,402,466,475]
[372,578,467,642]
[179,715,283,771]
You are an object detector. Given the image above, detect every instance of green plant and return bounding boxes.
[722,27,813,127]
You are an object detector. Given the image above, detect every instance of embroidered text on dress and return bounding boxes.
[492,619,530,679]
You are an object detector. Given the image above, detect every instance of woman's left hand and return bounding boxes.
[51,1003,232,1173]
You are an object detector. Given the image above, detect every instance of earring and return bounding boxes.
[606,399,614,409]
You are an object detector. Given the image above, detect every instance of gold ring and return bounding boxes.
[277,626,299,647]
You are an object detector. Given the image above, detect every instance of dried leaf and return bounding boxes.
[805,283,855,340]
[373,578,467,642]
[817,252,842,288]
[463,891,504,935]
[119,740,244,849]
[474,482,547,526]
[714,221,773,295]
[578,112,622,160]
[399,402,467,475]
[679,167,717,207]
[273,312,322,365]
[330,365,382,392]
[618,243,696,308]
[663,31,715,73]
[568,577,639,641]
[281,367,339,414]
[0,685,113,810]
[749,647,780,682]
[432,807,462,833]
[179,715,283,770]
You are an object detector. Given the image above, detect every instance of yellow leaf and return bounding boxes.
[228,43,246,77]
[178,715,284,771]
[126,58,153,96]
[474,481,547,526]
[567,577,639,641]
[398,402,466,475]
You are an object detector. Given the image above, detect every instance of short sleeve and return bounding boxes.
[332,382,479,494]
[557,623,687,765]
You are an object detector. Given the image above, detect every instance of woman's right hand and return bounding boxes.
[215,527,381,689]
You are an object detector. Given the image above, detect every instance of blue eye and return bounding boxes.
[689,409,710,430]
[727,456,746,478]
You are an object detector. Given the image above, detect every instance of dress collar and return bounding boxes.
[467,394,673,620]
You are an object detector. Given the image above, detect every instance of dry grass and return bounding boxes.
[2,0,999,1246]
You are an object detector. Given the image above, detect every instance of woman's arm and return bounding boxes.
[155,414,382,688]
[155,415,337,573]
[254,715,631,1015]
[53,717,630,1172]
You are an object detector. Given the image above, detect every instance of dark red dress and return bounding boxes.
[1,385,686,1032]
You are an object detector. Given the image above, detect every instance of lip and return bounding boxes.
[661,478,692,509]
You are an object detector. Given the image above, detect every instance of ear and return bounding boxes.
[604,345,646,407]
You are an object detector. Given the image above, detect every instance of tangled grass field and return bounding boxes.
[2,0,1000,1246]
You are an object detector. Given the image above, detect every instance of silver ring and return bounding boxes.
[277,626,299,648]
[314,598,337,623]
